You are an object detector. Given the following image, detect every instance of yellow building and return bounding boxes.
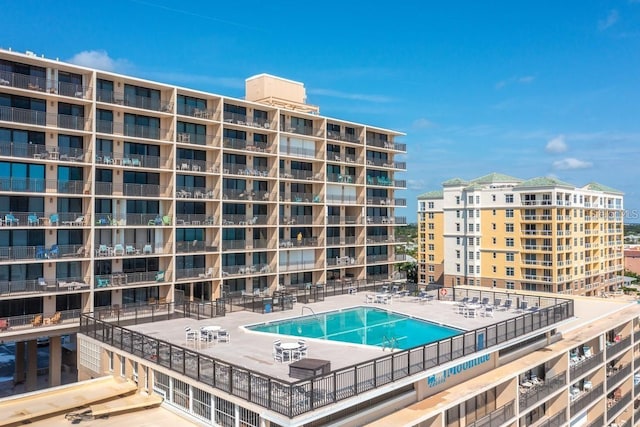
[0,48,406,391]
[418,173,624,296]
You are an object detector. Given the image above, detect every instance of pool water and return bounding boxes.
[246,307,462,350]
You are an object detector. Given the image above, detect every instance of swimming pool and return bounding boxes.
[246,307,462,350]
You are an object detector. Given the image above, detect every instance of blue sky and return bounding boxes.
[3,1,640,223]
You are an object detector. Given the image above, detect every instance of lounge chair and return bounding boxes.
[143,244,153,254]
[217,329,230,343]
[95,277,110,288]
[501,300,513,311]
[62,215,85,226]
[49,312,62,324]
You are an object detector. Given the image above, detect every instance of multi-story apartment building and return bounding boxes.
[417,173,624,296]
[0,48,406,389]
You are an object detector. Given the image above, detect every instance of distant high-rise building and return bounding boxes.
[417,173,624,295]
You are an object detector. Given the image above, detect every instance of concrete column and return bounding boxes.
[26,339,38,391]
[14,341,25,384]
[48,335,62,386]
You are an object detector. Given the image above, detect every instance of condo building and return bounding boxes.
[417,173,624,296]
[0,48,406,389]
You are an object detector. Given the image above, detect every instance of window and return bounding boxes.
[456,264,461,272]
[492,237,497,244]
[492,223,496,230]
[468,251,474,260]
[506,267,514,276]
[505,209,514,218]
[428,254,434,261]
[428,265,435,272]
[455,196,460,205]
[506,281,515,289]
[468,195,474,204]
[428,223,435,230]
[456,250,460,259]
[505,223,514,232]
[428,202,434,209]
[428,233,434,240]
[456,223,460,232]
[428,212,434,219]
[456,237,461,245]
[492,265,497,273]
[456,210,461,218]
[428,244,435,251]
[505,194,514,203]
[492,194,496,201]
[506,238,514,247]
[506,252,515,261]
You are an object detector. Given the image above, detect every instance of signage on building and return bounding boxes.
[427,355,491,388]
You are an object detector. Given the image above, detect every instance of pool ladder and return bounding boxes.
[382,336,397,352]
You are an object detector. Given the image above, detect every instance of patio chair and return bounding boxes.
[470,297,480,305]
[481,297,490,305]
[35,246,48,259]
[49,312,62,324]
[143,244,153,254]
[185,327,198,343]
[49,213,59,226]
[273,345,288,363]
[47,244,59,258]
[162,215,171,226]
[113,244,125,256]
[95,277,110,288]
[131,158,141,167]
[4,213,19,226]
[501,300,513,311]
[217,329,230,343]
[28,213,39,226]
[31,314,42,327]
[125,245,136,255]
[155,271,165,282]
[97,245,109,257]
[198,267,213,279]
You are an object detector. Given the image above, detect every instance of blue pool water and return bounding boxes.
[246,307,462,350]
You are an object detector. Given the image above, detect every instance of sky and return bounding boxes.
[3,0,640,223]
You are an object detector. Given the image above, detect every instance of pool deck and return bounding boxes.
[125,291,626,382]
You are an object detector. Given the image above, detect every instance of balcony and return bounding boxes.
[606,335,631,359]
[0,276,90,296]
[222,136,247,151]
[467,401,515,427]
[96,151,167,169]
[325,194,358,204]
[0,243,87,261]
[95,270,169,287]
[176,214,217,226]
[519,372,566,410]
[0,178,89,194]
[223,163,270,178]
[221,239,248,251]
[177,105,217,119]
[327,215,360,225]
[56,113,92,131]
[177,158,218,174]
[96,120,172,141]
[280,215,314,226]
[0,141,87,162]
[607,364,631,389]
[279,145,318,159]
[280,122,321,137]
[174,240,205,254]
[96,89,173,112]
[175,267,210,280]
[570,351,603,380]
[280,169,314,180]
[0,105,46,126]
[222,264,272,276]
[570,383,603,417]
[176,132,217,145]
[280,237,320,248]
[607,391,631,420]
[121,183,165,198]
[278,260,320,272]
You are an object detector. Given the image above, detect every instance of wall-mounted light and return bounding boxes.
[50,133,54,139]
[49,197,53,203]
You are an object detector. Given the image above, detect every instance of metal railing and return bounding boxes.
[606,335,631,359]
[467,401,515,427]
[570,351,603,379]
[607,391,631,420]
[80,292,573,418]
[606,364,631,389]
[519,372,566,410]
[535,410,567,427]
[570,383,603,417]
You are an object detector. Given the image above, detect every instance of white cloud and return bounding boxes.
[412,118,435,129]
[545,135,568,153]
[407,179,427,190]
[552,158,593,170]
[307,88,394,103]
[598,10,619,31]
[67,50,130,72]
[495,75,536,89]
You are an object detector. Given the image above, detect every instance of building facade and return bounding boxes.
[417,173,624,296]
[0,48,406,387]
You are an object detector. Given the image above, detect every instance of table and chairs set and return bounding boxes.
[273,339,308,363]
[185,325,231,346]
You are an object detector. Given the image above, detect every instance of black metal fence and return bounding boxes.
[80,291,573,418]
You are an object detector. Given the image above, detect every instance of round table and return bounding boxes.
[280,342,300,350]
